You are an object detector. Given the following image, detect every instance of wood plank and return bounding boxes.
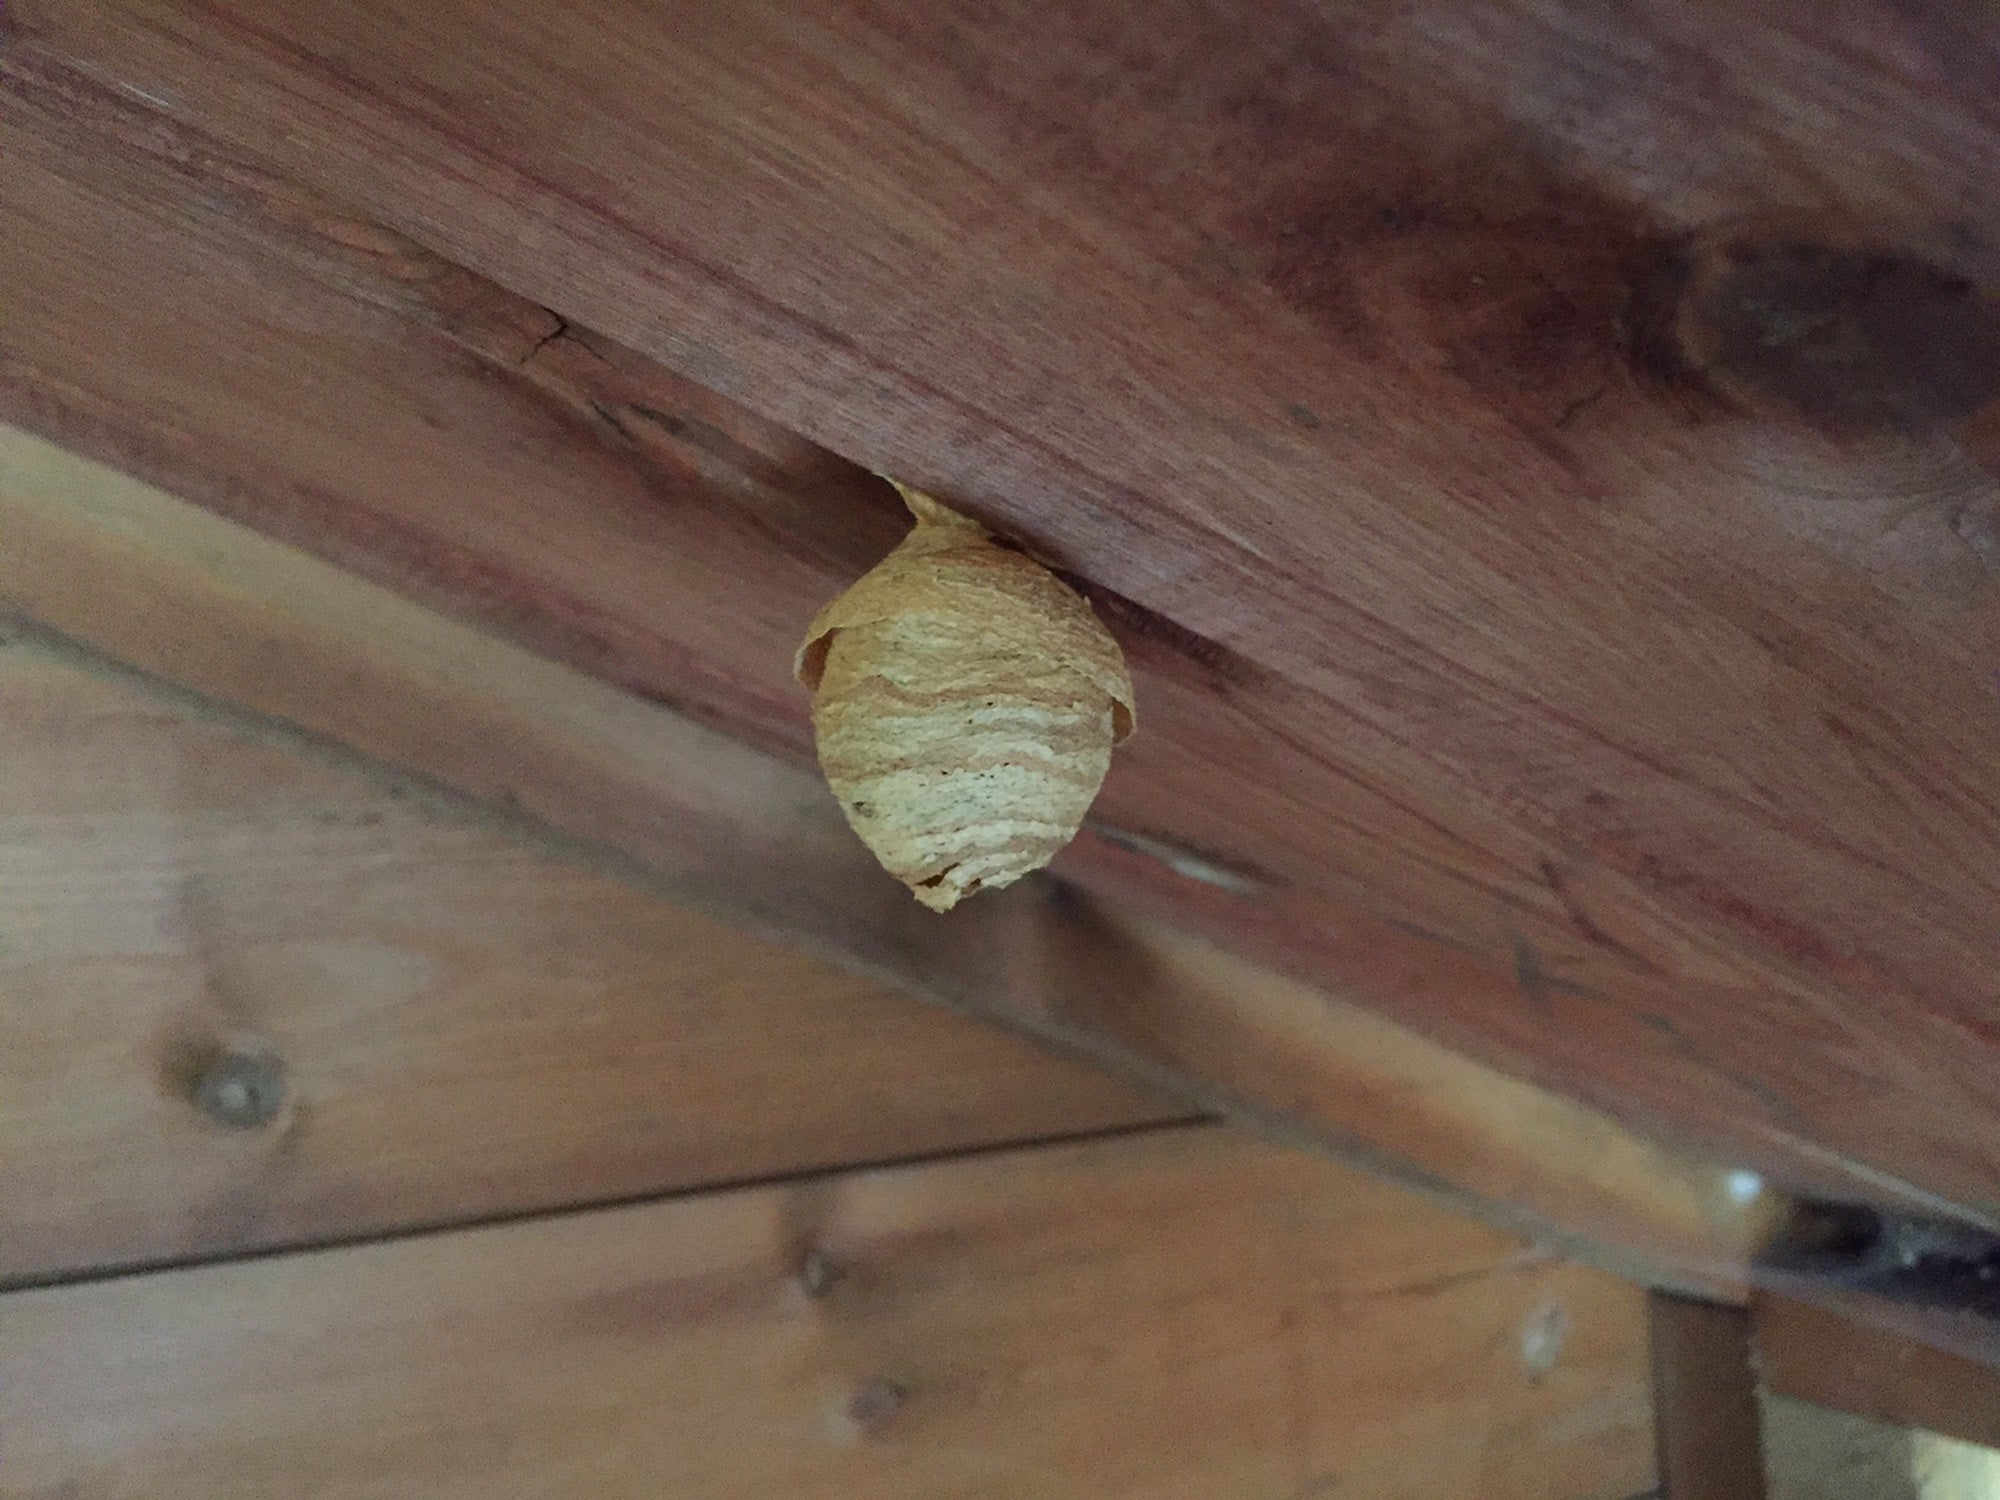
[0,44,1957,1233]
[8,0,2000,1217]
[0,1126,1657,1500]
[1754,1296,2000,1453]
[0,42,906,753]
[1651,1294,1769,1500]
[0,642,1178,1284]
[0,424,1782,1298]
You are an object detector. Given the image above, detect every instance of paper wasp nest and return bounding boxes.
[795,482,1136,911]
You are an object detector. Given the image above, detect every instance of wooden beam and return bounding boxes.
[0,1126,1658,1499]
[12,0,2000,1222]
[1754,1296,2000,1453]
[0,423,1781,1298]
[1651,1294,1768,1500]
[5,6,1995,1224]
[0,642,1180,1285]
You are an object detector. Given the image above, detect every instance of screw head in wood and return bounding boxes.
[192,1047,288,1129]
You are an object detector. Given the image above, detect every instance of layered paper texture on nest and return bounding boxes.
[795,485,1136,911]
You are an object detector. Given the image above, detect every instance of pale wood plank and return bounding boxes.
[0,644,1177,1283]
[0,1127,1656,1500]
[0,423,1782,1297]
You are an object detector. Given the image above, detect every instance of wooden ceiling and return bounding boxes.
[0,631,1655,1497]
[5,447,1993,1493]
[0,427,1771,1295]
[5,0,2000,1273]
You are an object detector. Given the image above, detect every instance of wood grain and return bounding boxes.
[0,423,1782,1297]
[0,642,1178,1284]
[5,4,1999,1219]
[0,1126,1656,1500]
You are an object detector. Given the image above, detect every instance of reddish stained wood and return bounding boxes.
[5,8,2000,1218]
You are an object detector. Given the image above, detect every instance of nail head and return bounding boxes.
[193,1049,288,1129]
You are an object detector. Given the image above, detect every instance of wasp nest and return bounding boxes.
[795,482,1135,911]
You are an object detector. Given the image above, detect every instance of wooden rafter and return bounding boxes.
[8,6,2000,1229]
[15,0,2000,1217]
[10,18,2000,1233]
[0,426,1775,1296]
